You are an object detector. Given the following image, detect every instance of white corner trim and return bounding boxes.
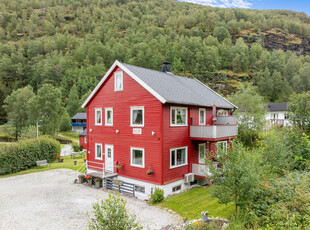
[82,60,166,108]
[194,78,238,109]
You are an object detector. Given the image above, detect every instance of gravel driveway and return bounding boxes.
[0,169,181,230]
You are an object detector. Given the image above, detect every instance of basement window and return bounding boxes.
[135,185,145,193]
[172,185,182,192]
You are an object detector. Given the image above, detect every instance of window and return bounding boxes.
[131,147,145,168]
[199,143,206,164]
[170,147,188,168]
[105,108,113,126]
[217,109,228,116]
[199,108,206,125]
[84,136,87,143]
[284,114,289,120]
[171,107,187,126]
[216,141,227,157]
[114,71,123,91]
[95,143,102,160]
[172,185,182,192]
[135,185,145,193]
[95,108,102,125]
[131,107,144,127]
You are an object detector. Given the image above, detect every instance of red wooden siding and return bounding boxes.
[86,66,163,185]
[79,136,87,150]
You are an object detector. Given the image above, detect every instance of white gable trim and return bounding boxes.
[82,60,166,108]
[194,78,238,109]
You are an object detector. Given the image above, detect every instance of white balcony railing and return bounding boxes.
[214,116,237,125]
[192,163,211,177]
[190,125,238,139]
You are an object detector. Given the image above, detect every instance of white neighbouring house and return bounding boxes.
[265,103,290,130]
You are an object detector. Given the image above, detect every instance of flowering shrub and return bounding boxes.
[56,155,61,158]
[85,175,92,180]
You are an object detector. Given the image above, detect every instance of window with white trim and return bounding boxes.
[105,108,113,126]
[131,147,145,168]
[114,71,123,91]
[199,108,206,125]
[95,108,102,125]
[84,136,87,143]
[216,141,227,157]
[171,107,187,126]
[131,107,144,127]
[170,147,188,168]
[199,143,206,164]
[95,143,102,160]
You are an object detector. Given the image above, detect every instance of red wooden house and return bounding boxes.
[82,60,238,199]
[79,129,87,150]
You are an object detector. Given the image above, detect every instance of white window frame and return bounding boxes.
[105,107,113,126]
[84,136,87,143]
[170,146,188,169]
[170,106,188,127]
[95,143,103,160]
[199,108,206,125]
[198,143,206,164]
[114,71,123,91]
[130,147,145,168]
[95,108,102,126]
[130,106,144,127]
[216,141,227,157]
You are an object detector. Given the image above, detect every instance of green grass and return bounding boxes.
[0,155,86,178]
[58,131,79,142]
[158,187,234,220]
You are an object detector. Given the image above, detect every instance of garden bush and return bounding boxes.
[72,143,82,152]
[0,138,60,175]
[150,187,164,204]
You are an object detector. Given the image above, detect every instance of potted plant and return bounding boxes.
[94,177,102,189]
[56,155,63,163]
[115,164,122,169]
[201,211,208,223]
[85,175,92,186]
[146,169,153,175]
[78,174,85,184]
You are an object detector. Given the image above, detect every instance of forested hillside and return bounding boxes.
[1,0,310,124]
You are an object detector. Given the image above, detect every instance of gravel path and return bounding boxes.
[0,169,181,230]
[61,145,73,156]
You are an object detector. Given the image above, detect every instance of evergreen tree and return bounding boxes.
[66,85,80,117]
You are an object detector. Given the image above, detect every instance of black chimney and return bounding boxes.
[162,61,172,73]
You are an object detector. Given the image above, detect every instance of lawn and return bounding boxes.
[58,131,79,142]
[158,187,234,220]
[0,155,86,178]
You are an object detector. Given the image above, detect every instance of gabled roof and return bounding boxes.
[267,103,288,112]
[71,112,87,120]
[82,60,237,109]
[79,129,87,136]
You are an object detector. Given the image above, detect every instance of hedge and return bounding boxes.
[0,138,60,175]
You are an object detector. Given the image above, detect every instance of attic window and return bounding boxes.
[114,71,123,91]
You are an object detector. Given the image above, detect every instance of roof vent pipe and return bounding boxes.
[162,61,172,73]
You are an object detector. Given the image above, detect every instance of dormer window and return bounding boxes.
[114,71,123,91]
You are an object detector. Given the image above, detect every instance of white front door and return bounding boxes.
[105,144,114,172]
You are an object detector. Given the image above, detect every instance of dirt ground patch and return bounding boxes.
[0,169,181,230]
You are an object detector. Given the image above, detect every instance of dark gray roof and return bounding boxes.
[71,112,86,120]
[267,103,287,112]
[122,63,236,109]
[79,130,87,136]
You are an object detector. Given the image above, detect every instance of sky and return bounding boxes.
[178,0,310,16]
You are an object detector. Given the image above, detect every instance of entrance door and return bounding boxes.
[105,144,114,172]
[198,143,206,164]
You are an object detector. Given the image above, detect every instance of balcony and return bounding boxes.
[214,116,237,125]
[190,125,238,139]
[72,123,87,127]
[192,163,211,177]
